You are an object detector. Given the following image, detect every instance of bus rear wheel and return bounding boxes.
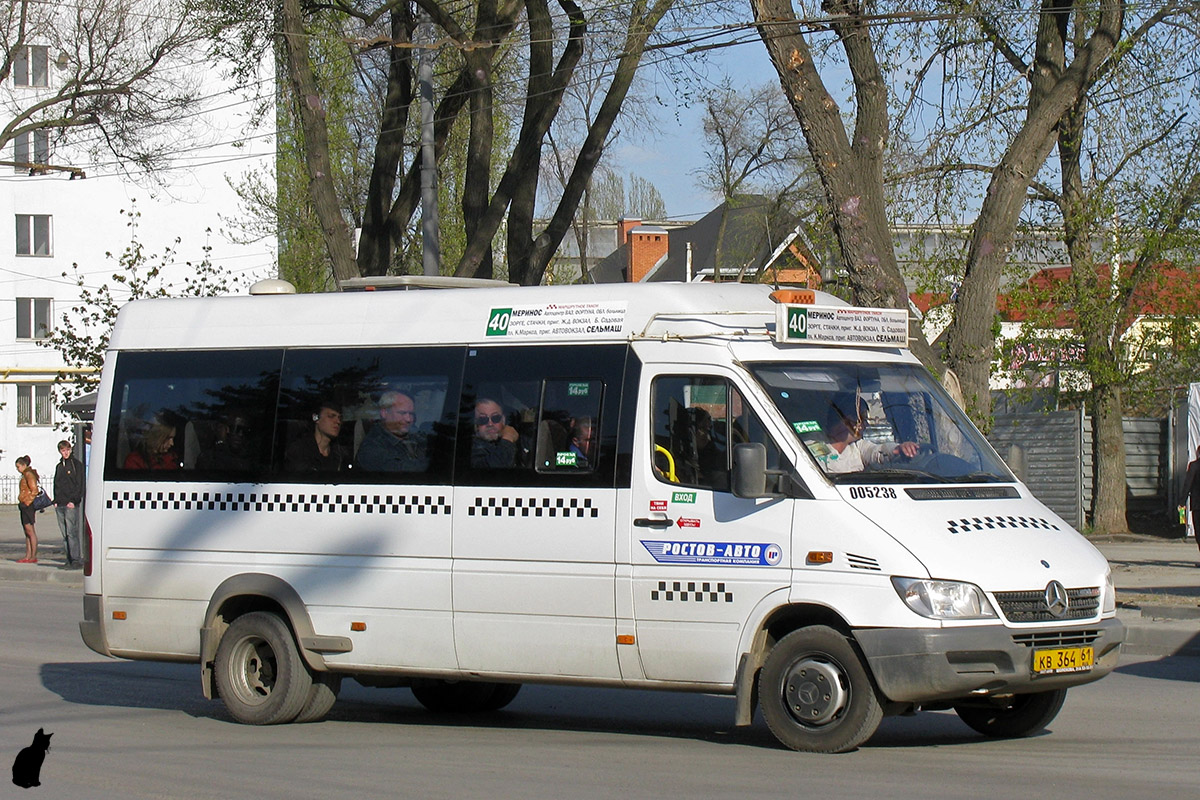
[954,689,1067,738]
[758,626,883,753]
[293,671,342,723]
[214,611,313,725]
[411,680,522,713]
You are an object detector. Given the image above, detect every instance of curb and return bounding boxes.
[0,562,84,587]
[1115,607,1200,657]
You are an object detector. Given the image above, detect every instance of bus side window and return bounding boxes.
[275,347,462,484]
[535,379,602,472]
[105,349,283,482]
[458,345,626,487]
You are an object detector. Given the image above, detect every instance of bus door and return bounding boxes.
[627,369,793,685]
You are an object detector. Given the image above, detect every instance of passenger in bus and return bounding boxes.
[686,407,728,491]
[124,421,181,470]
[568,417,595,468]
[196,411,253,471]
[355,391,429,472]
[471,398,519,468]
[284,401,346,472]
[822,394,918,474]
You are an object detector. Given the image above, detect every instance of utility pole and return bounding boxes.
[418,11,440,277]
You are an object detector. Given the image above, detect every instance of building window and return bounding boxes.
[13,130,50,172]
[13,45,49,87]
[15,214,51,255]
[16,384,52,426]
[15,297,52,339]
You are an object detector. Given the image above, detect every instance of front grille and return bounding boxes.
[1012,630,1101,648]
[993,587,1100,623]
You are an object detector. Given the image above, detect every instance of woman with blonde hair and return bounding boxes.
[15,455,40,563]
[124,421,180,470]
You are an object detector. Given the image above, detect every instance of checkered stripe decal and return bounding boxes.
[107,490,451,515]
[650,580,733,603]
[947,516,1059,534]
[468,496,599,518]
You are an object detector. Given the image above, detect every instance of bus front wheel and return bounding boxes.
[758,626,883,753]
[214,611,314,725]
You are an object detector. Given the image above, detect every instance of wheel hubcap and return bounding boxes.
[782,656,849,727]
[231,636,276,705]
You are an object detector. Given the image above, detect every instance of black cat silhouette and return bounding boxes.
[11,728,52,789]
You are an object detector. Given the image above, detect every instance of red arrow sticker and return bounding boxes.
[677,517,701,528]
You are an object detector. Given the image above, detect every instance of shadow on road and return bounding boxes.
[1115,652,1200,682]
[41,661,997,752]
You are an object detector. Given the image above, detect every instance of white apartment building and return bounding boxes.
[1,34,276,486]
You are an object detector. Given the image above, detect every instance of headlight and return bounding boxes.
[891,577,997,620]
[1103,570,1116,613]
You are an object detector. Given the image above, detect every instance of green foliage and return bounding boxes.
[41,205,240,424]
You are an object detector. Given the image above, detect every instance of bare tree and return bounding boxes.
[694,79,818,281]
[749,1,1126,423]
[694,80,808,200]
[0,0,209,175]
[628,174,666,219]
[219,0,676,286]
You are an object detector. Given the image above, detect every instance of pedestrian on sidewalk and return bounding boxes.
[14,455,41,564]
[1186,445,1200,560]
[53,440,84,569]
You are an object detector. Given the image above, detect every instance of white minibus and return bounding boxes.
[79,282,1123,753]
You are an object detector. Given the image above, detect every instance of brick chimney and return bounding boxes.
[628,225,669,282]
[618,217,641,245]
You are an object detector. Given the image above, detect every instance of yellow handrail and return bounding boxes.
[653,445,678,483]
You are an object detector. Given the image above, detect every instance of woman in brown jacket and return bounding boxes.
[15,455,40,563]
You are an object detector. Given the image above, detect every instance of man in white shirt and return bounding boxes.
[821,394,918,474]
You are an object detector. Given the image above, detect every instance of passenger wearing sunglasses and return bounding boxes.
[471,398,519,468]
[357,391,429,473]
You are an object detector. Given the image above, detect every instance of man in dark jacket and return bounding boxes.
[53,440,85,570]
[471,398,519,468]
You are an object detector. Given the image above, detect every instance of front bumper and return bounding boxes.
[855,617,1124,703]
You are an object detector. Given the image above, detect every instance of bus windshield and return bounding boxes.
[748,362,1013,484]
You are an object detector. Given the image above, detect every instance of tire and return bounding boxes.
[411,680,520,713]
[479,682,521,711]
[214,611,313,725]
[758,626,883,753]
[954,689,1067,738]
[293,671,342,724]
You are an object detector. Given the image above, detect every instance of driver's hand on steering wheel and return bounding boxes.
[894,441,920,458]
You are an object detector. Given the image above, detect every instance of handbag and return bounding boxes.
[30,487,53,512]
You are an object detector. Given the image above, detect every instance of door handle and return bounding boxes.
[634,516,673,529]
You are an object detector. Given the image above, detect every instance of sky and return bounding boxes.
[610,30,781,222]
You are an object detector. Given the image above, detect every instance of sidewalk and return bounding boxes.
[2,506,1197,655]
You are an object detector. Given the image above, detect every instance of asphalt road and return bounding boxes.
[4,581,1198,800]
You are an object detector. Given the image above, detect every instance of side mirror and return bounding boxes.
[732,442,768,498]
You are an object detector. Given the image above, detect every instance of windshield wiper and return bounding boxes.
[947,472,1010,484]
[834,468,951,484]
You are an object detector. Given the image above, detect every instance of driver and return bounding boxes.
[822,393,919,474]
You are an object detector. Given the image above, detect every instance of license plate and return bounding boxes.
[1032,646,1094,675]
